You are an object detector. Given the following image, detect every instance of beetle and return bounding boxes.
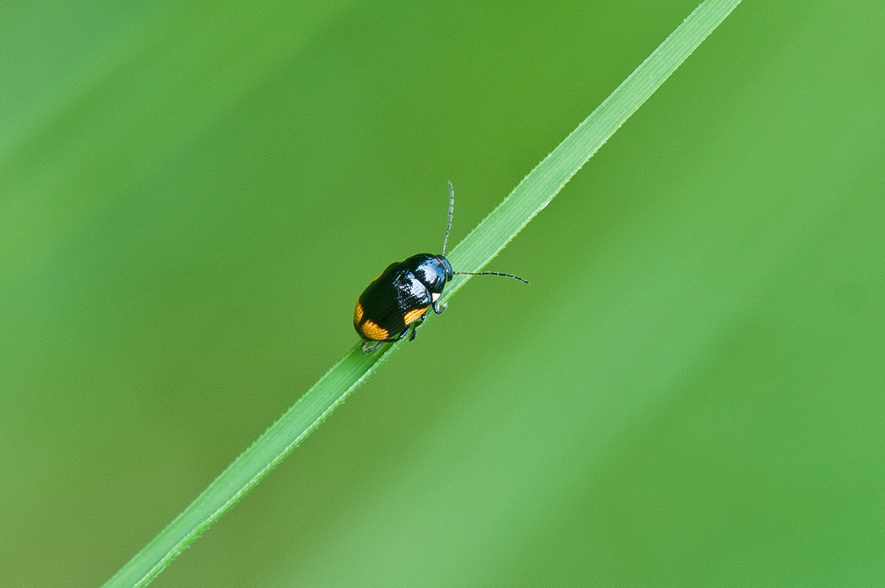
[354,182,528,353]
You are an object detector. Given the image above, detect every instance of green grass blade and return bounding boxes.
[444,0,742,292]
[104,0,741,585]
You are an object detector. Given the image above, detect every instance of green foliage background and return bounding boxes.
[2,1,882,585]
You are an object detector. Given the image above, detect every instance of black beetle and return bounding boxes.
[354,182,528,353]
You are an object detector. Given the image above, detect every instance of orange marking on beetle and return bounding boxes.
[403,306,429,325]
[360,320,389,341]
[354,301,364,323]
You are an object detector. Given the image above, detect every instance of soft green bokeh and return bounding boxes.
[1,1,882,586]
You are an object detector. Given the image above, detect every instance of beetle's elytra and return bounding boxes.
[353,182,528,353]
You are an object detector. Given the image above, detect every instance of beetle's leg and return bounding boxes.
[361,340,383,354]
[432,300,447,314]
[408,314,428,341]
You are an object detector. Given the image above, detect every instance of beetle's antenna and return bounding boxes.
[454,271,530,285]
[441,181,455,256]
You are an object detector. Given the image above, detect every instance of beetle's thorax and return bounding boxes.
[405,253,452,293]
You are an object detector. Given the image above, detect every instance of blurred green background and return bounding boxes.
[2,0,883,585]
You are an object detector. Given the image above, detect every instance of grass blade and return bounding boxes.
[104,0,742,585]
